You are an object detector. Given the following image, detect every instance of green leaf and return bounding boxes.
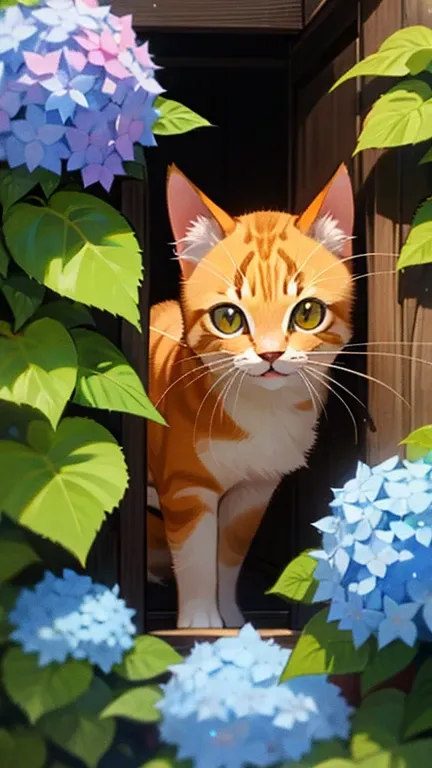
[294,740,350,767]
[0,234,10,278]
[71,329,165,424]
[153,97,212,135]
[101,685,162,723]
[397,200,432,270]
[351,689,405,761]
[115,634,182,681]
[0,318,77,428]
[3,192,143,329]
[403,659,432,738]
[354,80,432,154]
[0,417,129,566]
[355,740,432,768]
[34,299,95,329]
[0,535,40,584]
[1,273,45,331]
[281,608,370,681]
[0,726,47,768]
[331,26,432,89]
[420,146,432,164]
[267,551,317,604]
[313,762,355,768]
[0,167,59,212]
[2,646,93,724]
[40,677,115,768]
[361,640,416,696]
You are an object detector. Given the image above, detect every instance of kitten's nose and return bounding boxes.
[259,351,284,364]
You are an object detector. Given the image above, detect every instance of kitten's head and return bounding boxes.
[167,165,355,391]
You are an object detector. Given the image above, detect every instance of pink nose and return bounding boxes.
[259,351,284,364]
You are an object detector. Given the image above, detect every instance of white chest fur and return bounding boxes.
[196,377,320,490]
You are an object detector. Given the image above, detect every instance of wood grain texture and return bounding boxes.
[360,0,405,463]
[120,178,149,633]
[304,0,330,23]
[111,0,302,31]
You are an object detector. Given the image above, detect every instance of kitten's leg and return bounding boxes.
[218,480,279,628]
[163,486,223,629]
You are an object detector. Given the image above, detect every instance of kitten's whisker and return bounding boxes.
[232,370,247,424]
[344,341,432,348]
[304,366,359,444]
[208,370,239,468]
[150,326,188,346]
[291,239,324,285]
[298,369,327,421]
[173,351,232,367]
[155,358,232,407]
[309,269,397,290]
[297,371,319,420]
[307,360,411,408]
[302,251,398,295]
[308,350,432,369]
[193,367,235,449]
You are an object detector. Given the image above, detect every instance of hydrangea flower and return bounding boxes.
[311,455,432,648]
[9,569,136,673]
[0,0,162,190]
[157,624,353,768]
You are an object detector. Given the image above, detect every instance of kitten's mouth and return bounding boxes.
[261,370,289,378]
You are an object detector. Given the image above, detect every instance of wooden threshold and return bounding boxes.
[111,0,303,31]
[152,628,300,653]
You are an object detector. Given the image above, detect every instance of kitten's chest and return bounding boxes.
[196,386,318,489]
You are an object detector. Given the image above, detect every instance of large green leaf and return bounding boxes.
[281,608,370,681]
[0,318,77,428]
[403,659,432,738]
[294,740,350,767]
[40,678,115,768]
[153,97,212,135]
[354,740,432,768]
[267,551,317,604]
[2,646,93,723]
[332,26,432,89]
[355,80,432,154]
[34,299,95,330]
[361,640,416,696]
[0,417,129,565]
[420,146,432,164]
[101,685,162,723]
[71,329,164,423]
[115,635,182,682]
[1,273,45,331]
[3,192,143,329]
[397,200,432,270]
[0,535,40,584]
[0,584,19,643]
[0,166,59,212]
[0,234,10,277]
[350,689,405,761]
[0,726,47,768]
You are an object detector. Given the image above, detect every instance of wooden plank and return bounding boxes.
[399,0,432,440]
[291,0,357,82]
[153,628,299,653]
[120,178,149,633]
[304,0,329,23]
[111,0,303,31]
[360,0,404,464]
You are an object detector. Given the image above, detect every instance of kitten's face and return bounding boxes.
[167,163,355,393]
[180,213,353,391]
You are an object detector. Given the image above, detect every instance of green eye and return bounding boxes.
[210,305,247,336]
[291,299,326,332]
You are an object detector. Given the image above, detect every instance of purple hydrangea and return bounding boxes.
[311,455,432,650]
[9,569,136,673]
[0,0,162,190]
[157,624,353,768]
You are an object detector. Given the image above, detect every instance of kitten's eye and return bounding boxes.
[210,304,247,336]
[291,299,326,332]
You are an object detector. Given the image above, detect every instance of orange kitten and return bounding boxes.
[147,164,355,629]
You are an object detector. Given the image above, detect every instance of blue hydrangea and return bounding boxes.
[0,0,161,190]
[311,455,432,649]
[9,568,136,672]
[157,624,353,768]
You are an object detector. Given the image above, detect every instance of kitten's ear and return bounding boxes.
[296,164,355,260]
[167,165,236,279]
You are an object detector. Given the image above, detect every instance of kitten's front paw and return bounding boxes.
[177,601,223,629]
[220,603,245,628]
